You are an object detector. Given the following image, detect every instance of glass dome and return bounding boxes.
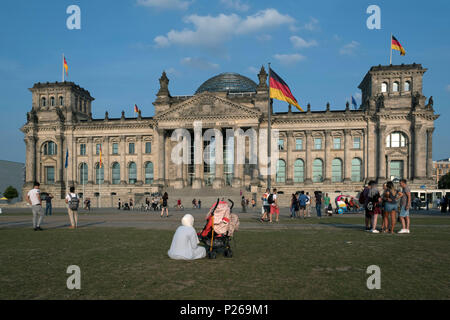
[196,72,257,94]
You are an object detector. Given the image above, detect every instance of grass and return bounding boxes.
[1,217,450,300]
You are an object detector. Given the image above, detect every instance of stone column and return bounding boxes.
[157,129,166,186]
[120,135,126,184]
[25,136,37,184]
[286,131,294,185]
[213,128,224,189]
[87,137,94,184]
[323,130,331,183]
[232,127,242,188]
[136,135,143,185]
[377,125,387,181]
[413,124,425,180]
[305,130,312,184]
[174,130,186,189]
[343,129,351,182]
[55,135,64,184]
[192,127,203,189]
[426,128,434,179]
[103,137,110,184]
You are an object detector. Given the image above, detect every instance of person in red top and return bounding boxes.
[269,188,279,223]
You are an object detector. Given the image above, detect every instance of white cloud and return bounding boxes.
[274,53,306,65]
[247,66,259,74]
[302,17,319,31]
[154,9,295,49]
[256,34,272,41]
[181,57,220,70]
[220,0,250,12]
[290,36,318,49]
[339,41,360,55]
[136,0,190,10]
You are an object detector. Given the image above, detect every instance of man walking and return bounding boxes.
[298,191,308,219]
[399,179,411,234]
[315,191,322,218]
[44,193,53,216]
[269,188,279,223]
[27,182,44,231]
[305,192,311,217]
[65,186,80,229]
[260,188,270,222]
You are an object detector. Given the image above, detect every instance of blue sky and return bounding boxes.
[0,0,449,163]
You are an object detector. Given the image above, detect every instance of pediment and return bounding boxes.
[155,92,261,120]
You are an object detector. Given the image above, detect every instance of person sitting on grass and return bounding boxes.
[168,214,206,260]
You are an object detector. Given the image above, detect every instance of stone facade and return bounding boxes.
[21,64,439,205]
[433,158,450,186]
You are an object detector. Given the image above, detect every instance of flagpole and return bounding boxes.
[389,33,392,65]
[62,53,65,82]
[267,62,272,191]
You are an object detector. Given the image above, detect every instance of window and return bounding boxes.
[59,96,64,106]
[381,82,388,93]
[112,162,120,184]
[80,144,86,156]
[128,162,137,184]
[390,160,404,180]
[295,138,303,150]
[294,159,305,183]
[314,138,322,150]
[145,162,154,184]
[278,139,285,151]
[129,143,135,154]
[386,132,407,148]
[112,143,119,155]
[96,144,101,155]
[351,158,362,182]
[41,97,46,107]
[45,166,55,184]
[276,159,286,183]
[331,158,343,182]
[145,142,151,154]
[312,159,323,183]
[83,101,87,113]
[404,81,411,92]
[79,163,88,185]
[50,97,55,106]
[43,141,57,155]
[95,163,104,184]
[393,81,399,92]
[353,137,361,149]
[333,137,341,149]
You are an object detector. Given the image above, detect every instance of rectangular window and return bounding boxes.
[45,166,55,184]
[295,138,303,150]
[353,137,361,149]
[96,144,101,155]
[314,138,322,150]
[333,137,341,149]
[80,144,86,156]
[129,143,135,154]
[112,143,118,155]
[145,142,151,154]
[278,139,285,151]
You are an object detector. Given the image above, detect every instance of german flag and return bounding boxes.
[391,35,405,56]
[99,145,102,168]
[134,104,140,114]
[269,68,302,111]
[63,56,69,75]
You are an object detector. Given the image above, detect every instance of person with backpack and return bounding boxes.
[365,181,382,233]
[359,183,372,230]
[298,191,308,219]
[161,192,169,218]
[65,186,80,229]
[305,192,311,217]
[268,188,279,223]
[290,193,299,219]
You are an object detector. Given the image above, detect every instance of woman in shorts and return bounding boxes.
[383,181,402,234]
[161,192,169,218]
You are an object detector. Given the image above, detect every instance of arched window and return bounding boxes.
[145,162,154,184]
[312,159,323,183]
[43,141,57,155]
[50,97,55,106]
[404,81,411,92]
[381,82,388,93]
[112,162,120,184]
[331,158,343,182]
[276,159,286,183]
[41,97,46,107]
[128,162,137,184]
[95,163,104,184]
[294,159,305,183]
[393,81,399,92]
[351,158,362,182]
[59,96,64,106]
[386,132,407,148]
[79,163,88,185]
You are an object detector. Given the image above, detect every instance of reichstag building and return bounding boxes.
[21,64,438,204]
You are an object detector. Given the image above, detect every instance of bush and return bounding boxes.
[3,186,19,202]
[438,172,450,189]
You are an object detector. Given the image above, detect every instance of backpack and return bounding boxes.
[366,192,380,213]
[268,194,275,204]
[68,194,79,210]
[359,188,368,204]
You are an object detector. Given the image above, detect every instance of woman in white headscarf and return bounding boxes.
[168,214,206,260]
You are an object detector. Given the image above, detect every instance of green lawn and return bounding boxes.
[1,221,449,300]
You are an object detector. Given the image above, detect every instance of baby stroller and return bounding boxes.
[198,198,240,259]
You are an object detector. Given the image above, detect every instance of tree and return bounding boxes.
[3,186,19,202]
[438,172,450,189]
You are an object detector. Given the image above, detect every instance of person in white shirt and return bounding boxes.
[305,192,311,217]
[27,182,44,231]
[65,186,79,229]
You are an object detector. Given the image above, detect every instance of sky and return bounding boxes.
[0,0,449,163]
